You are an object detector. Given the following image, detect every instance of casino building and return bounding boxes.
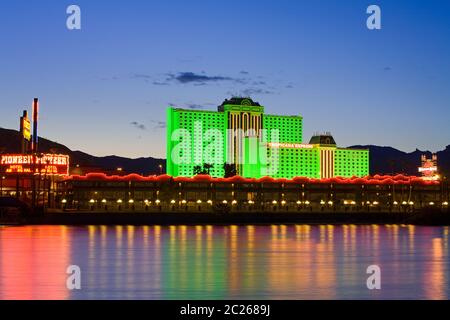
[167,98,369,179]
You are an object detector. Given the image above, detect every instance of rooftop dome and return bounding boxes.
[220,97,261,107]
[309,133,337,146]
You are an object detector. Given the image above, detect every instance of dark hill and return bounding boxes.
[0,127,165,175]
[350,145,450,177]
[1,127,448,177]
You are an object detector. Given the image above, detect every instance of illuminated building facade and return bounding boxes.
[57,173,446,213]
[419,154,440,180]
[166,98,369,179]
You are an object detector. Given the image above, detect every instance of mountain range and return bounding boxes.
[0,127,165,175]
[1,127,449,177]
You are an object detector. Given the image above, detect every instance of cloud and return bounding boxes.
[239,88,275,96]
[384,66,392,71]
[186,104,206,110]
[150,120,166,130]
[240,71,249,75]
[152,81,170,86]
[252,81,266,86]
[167,72,233,84]
[132,73,152,79]
[130,73,153,84]
[130,121,146,130]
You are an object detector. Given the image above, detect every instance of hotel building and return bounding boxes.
[166,98,369,179]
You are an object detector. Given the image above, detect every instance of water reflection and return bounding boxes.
[0,225,449,300]
[0,226,69,300]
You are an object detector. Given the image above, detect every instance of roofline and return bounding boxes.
[168,107,220,114]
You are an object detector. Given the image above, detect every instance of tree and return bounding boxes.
[203,163,213,175]
[193,163,213,175]
[193,165,203,175]
[223,163,237,178]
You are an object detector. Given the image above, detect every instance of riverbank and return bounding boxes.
[7,208,449,226]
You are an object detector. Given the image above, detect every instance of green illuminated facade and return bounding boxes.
[167,98,369,179]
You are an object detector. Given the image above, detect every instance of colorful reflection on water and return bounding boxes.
[0,225,448,300]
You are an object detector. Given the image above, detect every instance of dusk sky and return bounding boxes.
[1,0,449,158]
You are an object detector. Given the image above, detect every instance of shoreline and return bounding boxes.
[5,209,449,226]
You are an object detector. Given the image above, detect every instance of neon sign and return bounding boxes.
[268,142,314,149]
[419,154,439,181]
[0,154,70,176]
[21,117,31,141]
[418,166,437,173]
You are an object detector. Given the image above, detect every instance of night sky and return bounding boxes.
[1,0,449,158]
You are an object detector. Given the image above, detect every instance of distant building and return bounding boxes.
[166,97,369,179]
[419,154,439,180]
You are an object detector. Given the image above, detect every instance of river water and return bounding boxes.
[0,225,448,300]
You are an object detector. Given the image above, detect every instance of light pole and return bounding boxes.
[159,164,163,175]
[36,153,44,209]
[42,158,49,210]
[1,176,5,197]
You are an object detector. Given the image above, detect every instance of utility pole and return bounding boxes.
[31,98,39,212]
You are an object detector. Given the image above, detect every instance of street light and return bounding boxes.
[61,198,67,210]
[159,164,163,175]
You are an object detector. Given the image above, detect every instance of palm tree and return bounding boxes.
[203,163,213,175]
[223,163,237,178]
[193,165,203,175]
